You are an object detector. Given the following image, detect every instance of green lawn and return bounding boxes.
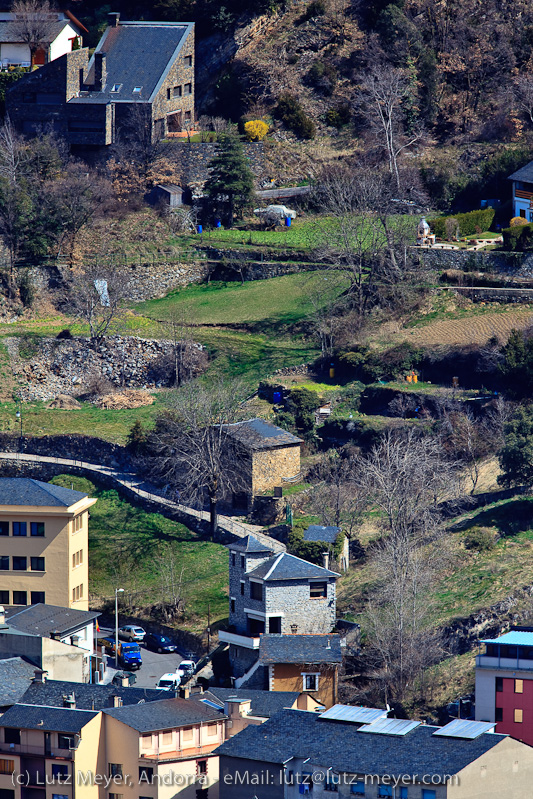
[50,475,228,634]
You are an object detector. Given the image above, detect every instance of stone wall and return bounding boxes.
[228,549,273,633]
[171,142,266,188]
[264,579,336,635]
[252,445,301,494]
[418,247,530,274]
[0,433,130,468]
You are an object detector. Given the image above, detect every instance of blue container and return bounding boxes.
[273,391,282,403]
[197,224,203,234]
[215,218,221,228]
[285,216,292,227]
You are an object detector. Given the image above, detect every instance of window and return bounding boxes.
[173,85,182,97]
[12,591,26,605]
[397,789,408,799]
[109,794,123,799]
[0,557,9,571]
[182,727,193,741]
[109,764,123,778]
[111,83,122,92]
[58,735,74,750]
[0,592,8,604]
[162,731,172,745]
[184,110,191,122]
[139,767,153,783]
[0,792,15,799]
[4,729,20,745]
[310,582,327,599]
[250,581,262,601]
[496,677,503,692]
[30,522,44,537]
[52,764,69,781]
[73,515,83,533]
[515,679,524,693]
[240,555,245,569]
[378,788,392,798]
[0,523,8,536]
[12,522,26,537]
[350,782,364,796]
[72,584,83,602]
[421,792,435,799]
[230,599,235,614]
[52,795,68,799]
[184,55,193,67]
[197,761,207,775]
[325,774,339,792]
[12,557,26,571]
[269,616,281,634]
[167,88,171,100]
[303,674,319,691]
[72,550,83,568]
[231,553,236,567]
[141,735,152,749]
[207,723,217,737]
[520,209,527,218]
[240,581,245,595]
[0,761,14,775]
[515,708,523,723]
[31,557,45,571]
[495,707,503,722]
[185,83,192,94]
[31,592,45,605]
[133,87,143,93]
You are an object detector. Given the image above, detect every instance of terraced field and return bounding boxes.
[399,308,533,346]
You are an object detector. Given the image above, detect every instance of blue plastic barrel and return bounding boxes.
[285,217,292,227]
[215,219,221,228]
[273,391,281,403]
[197,224,203,234]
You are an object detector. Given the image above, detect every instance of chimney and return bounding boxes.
[50,629,61,641]
[93,52,107,92]
[191,684,204,695]
[63,693,76,709]
[108,12,120,27]
[32,668,47,684]
[322,552,329,570]
[179,686,190,699]
[113,695,123,708]
[121,675,130,688]
[290,624,298,635]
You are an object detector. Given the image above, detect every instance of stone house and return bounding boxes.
[0,9,87,68]
[218,535,338,678]
[221,418,302,509]
[215,707,533,799]
[6,13,195,151]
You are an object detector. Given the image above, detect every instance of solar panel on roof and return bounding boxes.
[433,720,496,739]
[319,704,387,724]
[358,718,421,736]
[201,699,223,710]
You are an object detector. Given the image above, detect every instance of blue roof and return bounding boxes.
[0,478,87,507]
[481,632,533,646]
[304,525,341,543]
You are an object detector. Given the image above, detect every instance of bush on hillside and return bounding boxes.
[275,94,316,139]
[464,526,495,551]
[244,119,269,141]
[428,208,495,239]
[502,222,533,251]
[325,104,351,128]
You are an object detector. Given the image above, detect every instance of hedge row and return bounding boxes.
[502,223,533,251]
[428,208,495,239]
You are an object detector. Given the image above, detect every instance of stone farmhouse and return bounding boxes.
[0,8,87,68]
[216,706,533,799]
[6,14,195,151]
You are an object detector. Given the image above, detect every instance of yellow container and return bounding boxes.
[413,374,418,384]
[406,375,412,383]
[329,367,335,378]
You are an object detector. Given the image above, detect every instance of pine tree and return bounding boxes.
[205,134,254,226]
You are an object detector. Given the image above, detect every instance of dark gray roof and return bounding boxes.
[103,696,224,732]
[0,478,87,507]
[6,604,99,637]
[304,525,341,544]
[508,160,533,182]
[228,535,274,554]
[222,418,303,451]
[19,679,165,711]
[0,703,97,732]
[83,21,192,103]
[259,635,343,664]
[0,19,72,45]
[214,709,507,779]
[204,688,300,717]
[248,552,339,581]
[0,658,38,707]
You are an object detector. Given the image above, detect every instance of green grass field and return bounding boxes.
[50,475,228,634]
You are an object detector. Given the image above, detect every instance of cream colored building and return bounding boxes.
[0,478,96,610]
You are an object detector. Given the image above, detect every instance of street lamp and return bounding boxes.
[114,588,124,669]
[15,409,22,452]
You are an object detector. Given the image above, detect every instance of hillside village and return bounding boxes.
[3,0,533,795]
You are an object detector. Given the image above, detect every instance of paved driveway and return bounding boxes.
[98,627,187,689]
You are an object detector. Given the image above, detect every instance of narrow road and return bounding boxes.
[0,451,284,551]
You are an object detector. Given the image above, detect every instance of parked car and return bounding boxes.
[156,673,181,691]
[112,671,137,687]
[117,642,142,670]
[178,659,196,676]
[144,632,177,653]
[119,625,146,642]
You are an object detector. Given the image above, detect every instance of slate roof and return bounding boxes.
[103,696,224,732]
[0,19,73,45]
[259,635,343,665]
[0,658,38,707]
[222,418,303,451]
[80,21,191,104]
[248,552,339,581]
[228,535,274,554]
[0,703,97,732]
[0,478,87,507]
[6,604,99,637]
[204,688,300,718]
[508,161,533,183]
[214,709,508,779]
[19,679,165,711]
[304,525,341,544]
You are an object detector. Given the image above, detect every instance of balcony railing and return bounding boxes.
[476,654,533,671]
[139,744,220,762]
[217,630,260,649]
[514,189,533,201]
[0,743,72,759]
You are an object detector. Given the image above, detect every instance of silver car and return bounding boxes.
[118,625,146,642]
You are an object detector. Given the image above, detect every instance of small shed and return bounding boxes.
[304,524,349,572]
[148,184,185,207]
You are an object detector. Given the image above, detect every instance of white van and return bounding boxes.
[156,673,181,691]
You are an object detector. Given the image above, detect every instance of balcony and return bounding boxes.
[514,189,533,202]
[0,743,72,759]
[476,654,533,672]
[218,630,260,649]
[139,744,220,763]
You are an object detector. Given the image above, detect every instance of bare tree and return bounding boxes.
[9,0,58,68]
[145,380,247,537]
[159,305,208,387]
[512,73,533,125]
[308,449,364,534]
[154,545,185,622]
[64,262,132,343]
